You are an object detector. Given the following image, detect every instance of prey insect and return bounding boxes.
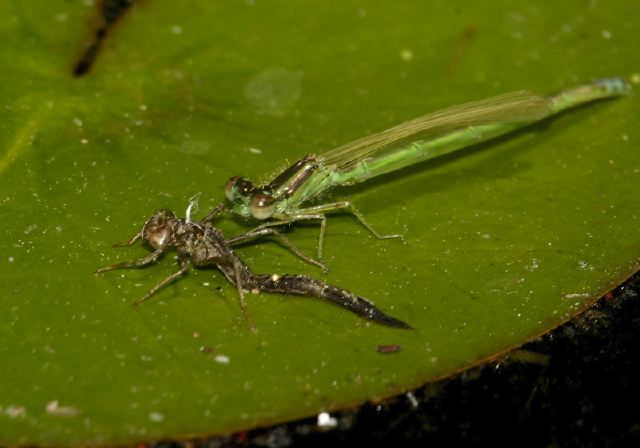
[95,205,411,331]
[221,78,631,259]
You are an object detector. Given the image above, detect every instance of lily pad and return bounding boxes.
[0,0,638,445]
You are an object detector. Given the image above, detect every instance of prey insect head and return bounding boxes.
[142,209,177,250]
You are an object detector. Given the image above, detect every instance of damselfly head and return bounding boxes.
[225,176,256,203]
[142,209,177,250]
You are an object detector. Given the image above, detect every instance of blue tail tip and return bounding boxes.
[594,77,633,95]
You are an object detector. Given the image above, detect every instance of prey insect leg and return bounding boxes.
[133,257,192,307]
[231,258,256,333]
[112,231,143,247]
[95,249,164,273]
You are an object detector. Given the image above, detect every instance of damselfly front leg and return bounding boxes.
[247,201,402,260]
[289,200,404,260]
[226,227,328,272]
[199,202,226,224]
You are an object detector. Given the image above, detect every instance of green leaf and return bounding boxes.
[1,0,638,445]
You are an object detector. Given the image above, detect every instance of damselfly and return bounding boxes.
[222,78,631,258]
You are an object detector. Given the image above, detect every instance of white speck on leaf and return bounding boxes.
[564,293,590,299]
[45,400,79,417]
[3,405,26,418]
[214,354,230,365]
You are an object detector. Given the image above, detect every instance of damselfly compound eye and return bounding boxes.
[225,176,255,202]
[250,194,276,220]
[225,176,240,201]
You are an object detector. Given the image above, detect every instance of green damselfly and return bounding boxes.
[222,78,631,258]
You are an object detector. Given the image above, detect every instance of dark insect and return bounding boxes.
[96,205,411,331]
